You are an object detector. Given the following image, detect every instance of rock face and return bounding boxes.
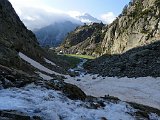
[59,0,160,57]
[58,23,105,56]
[0,0,69,74]
[101,0,160,55]
[0,0,86,95]
[0,0,45,72]
[34,21,79,47]
[0,110,41,120]
[0,64,38,89]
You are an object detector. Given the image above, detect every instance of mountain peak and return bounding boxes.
[83,13,91,16]
[75,13,101,24]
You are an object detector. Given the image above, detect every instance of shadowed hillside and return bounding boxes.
[84,41,160,77]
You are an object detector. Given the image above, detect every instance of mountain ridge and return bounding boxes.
[33,13,102,47]
[0,0,160,119]
[34,21,80,47]
[0,0,70,76]
[59,0,160,57]
[58,22,105,56]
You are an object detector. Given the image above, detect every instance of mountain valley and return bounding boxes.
[0,0,160,120]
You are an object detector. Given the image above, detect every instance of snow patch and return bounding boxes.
[0,84,140,120]
[65,75,160,110]
[18,52,61,76]
[149,113,160,120]
[44,58,56,66]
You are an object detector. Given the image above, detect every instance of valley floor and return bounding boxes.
[18,52,160,110]
[1,52,159,119]
[65,75,160,110]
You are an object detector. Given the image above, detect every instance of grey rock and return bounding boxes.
[59,0,160,57]
[44,79,86,100]
[84,41,160,77]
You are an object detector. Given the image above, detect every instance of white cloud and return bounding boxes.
[9,0,82,30]
[17,6,81,30]
[8,0,102,30]
[68,11,82,18]
[100,12,116,24]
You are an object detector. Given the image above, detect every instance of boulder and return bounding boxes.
[45,79,86,100]
[0,110,41,120]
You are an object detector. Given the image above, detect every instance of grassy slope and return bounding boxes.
[55,55,81,69]
[65,54,96,60]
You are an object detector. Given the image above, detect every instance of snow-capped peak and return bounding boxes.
[74,13,101,24]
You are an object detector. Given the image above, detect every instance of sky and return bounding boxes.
[9,0,130,29]
[42,0,130,17]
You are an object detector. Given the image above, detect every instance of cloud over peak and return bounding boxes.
[9,0,116,30]
[9,0,82,30]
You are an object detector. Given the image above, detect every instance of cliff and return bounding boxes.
[59,0,160,57]
[0,0,44,71]
[102,0,160,55]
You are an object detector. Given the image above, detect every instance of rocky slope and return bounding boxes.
[101,0,160,55]
[0,0,80,91]
[0,0,86,111]
[59,0,160,57]
[58,22,105,56]
[0,0,42,72]
[34,21,79,47]
[84,41,160,77]
[0,0,160,119]
[59,0,160,77]
[0,0,72,75]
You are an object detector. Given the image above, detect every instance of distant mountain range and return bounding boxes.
[34,21,79,47]
[33,13,101,47]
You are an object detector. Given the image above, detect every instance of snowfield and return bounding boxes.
[65,75,160,110]
[44,58,56,66]
[0,84,141,120]
[0,53,159,120]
